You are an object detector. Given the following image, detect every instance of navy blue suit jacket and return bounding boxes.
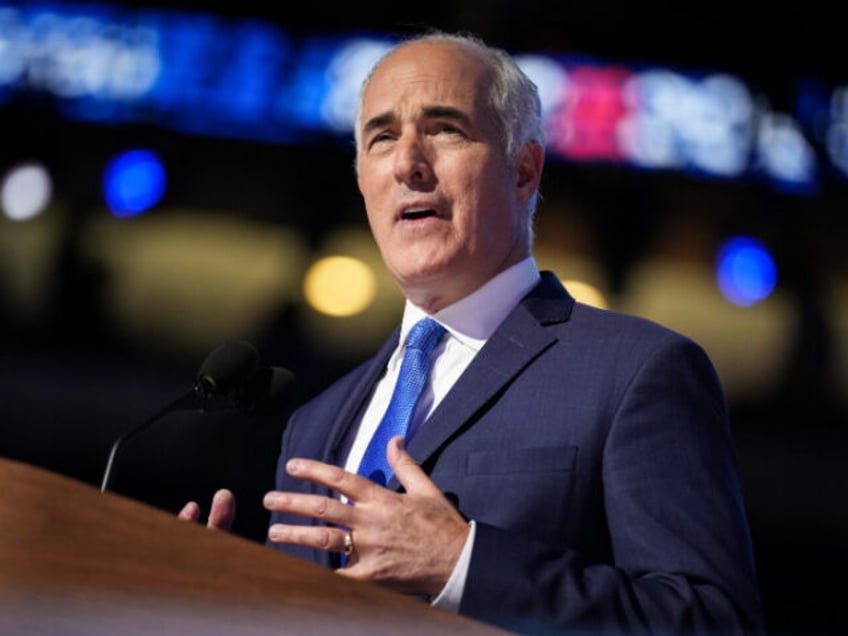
[268,272,764,635]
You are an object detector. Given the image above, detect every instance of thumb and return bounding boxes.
[387,436,441,497]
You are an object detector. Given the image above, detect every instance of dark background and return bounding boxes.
[1,2,845,635]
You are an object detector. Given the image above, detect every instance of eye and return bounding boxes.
[435,122,463,135]
[367,131,395,148]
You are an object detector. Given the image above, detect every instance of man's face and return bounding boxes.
[356,40,537,313]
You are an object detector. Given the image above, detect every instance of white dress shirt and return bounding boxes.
[342,256,541,611]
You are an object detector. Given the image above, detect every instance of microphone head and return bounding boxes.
[194,340,259,398]
[237,366,298,416]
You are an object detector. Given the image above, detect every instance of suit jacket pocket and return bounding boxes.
[465,445,577,475]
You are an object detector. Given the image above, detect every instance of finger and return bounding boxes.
[263,491,356,528]
[267,522,352,555]
[177,501,201,522]
[207,488,236,531]
[387,436,442,498]
[285,457,381,504]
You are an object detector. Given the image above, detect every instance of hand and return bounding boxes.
[178,488,236,531]
[263,436,470,598]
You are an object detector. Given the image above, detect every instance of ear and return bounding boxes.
[514,141,545,207]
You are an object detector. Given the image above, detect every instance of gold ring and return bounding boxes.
[342,530,355,557]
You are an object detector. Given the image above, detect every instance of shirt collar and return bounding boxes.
[400,257,541,350]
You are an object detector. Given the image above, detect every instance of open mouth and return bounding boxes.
[400,208,437,220]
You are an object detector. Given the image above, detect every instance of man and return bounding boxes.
[181,31,764,635]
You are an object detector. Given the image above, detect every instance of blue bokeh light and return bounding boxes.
[103,149,167,217]
[716,236,778,306]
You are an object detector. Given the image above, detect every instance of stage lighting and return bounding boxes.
[0,161,52,221]
[103,149,166,217]
[716,236,777,307]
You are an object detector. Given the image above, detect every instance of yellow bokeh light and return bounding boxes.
[304,255,377,317]
[563,279,608,309]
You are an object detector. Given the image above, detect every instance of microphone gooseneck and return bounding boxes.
[100,340,295,493]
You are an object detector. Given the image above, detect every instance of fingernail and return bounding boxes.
[286,459,302,474]
[263,492,280,507]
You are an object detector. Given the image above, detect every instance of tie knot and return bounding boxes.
[406,317,446,356]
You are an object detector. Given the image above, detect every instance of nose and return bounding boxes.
[393,134,434,189]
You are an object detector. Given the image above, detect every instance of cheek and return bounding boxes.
[358,164,390,205]
[458,173,516,235]
[360,182,391,232]
[457,154,512,202]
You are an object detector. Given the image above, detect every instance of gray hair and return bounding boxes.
[353,31,545,171]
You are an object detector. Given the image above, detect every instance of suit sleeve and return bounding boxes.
[459,337,765,635]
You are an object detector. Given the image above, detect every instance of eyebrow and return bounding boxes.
[421,105,472,126]
[362,105,473,137]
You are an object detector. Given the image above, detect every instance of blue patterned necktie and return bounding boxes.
[356,317,446,487]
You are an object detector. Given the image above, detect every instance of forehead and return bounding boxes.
[361,40,493,121]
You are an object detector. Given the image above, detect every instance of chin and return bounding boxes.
[395,259,467,300]
[401,255,456,279]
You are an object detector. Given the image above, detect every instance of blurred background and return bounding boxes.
[0,1,845,634]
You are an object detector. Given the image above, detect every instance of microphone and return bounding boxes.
[195,340,260,399]
[100,340,296,492]
[236,365,298,416]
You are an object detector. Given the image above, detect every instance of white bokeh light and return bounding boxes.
[1,161,53,221]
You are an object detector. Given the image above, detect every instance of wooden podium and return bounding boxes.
[0,458,510,635]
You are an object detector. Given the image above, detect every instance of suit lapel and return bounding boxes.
[321,326,401,465]
[395,272,574,487]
